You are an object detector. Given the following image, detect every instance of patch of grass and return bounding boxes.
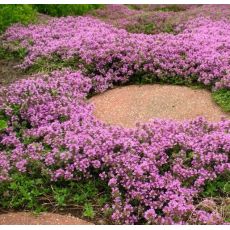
[126,5,142,11]
[33,4,103,17]
[163,23,174,33]
[83,203,95,219]
[0,46,27,61]
[0,172,49,213]
[25,55,79,74]
[212,89,230,112]
[127,23,157,34]
[0,171,111,218]
[155,5,186,12]
[0,5,37,34]
[129,71,205,88]
[202,173,230,198]
[0,120,8,132]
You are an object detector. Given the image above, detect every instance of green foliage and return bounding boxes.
[0,47,13,60]
[0,120,8,131]
[53,187,69,207]
[127,21,175,34]
[163,23,174,33]
[0,5,37,33]
[143,23,156,34]
[0,173,49,213]
[126,5,142,11]
[127,23,156,34]
[0,170,110,218]
[16,47,27,59]
[155,5,186,12]
[202,173,230,197]
[0,46,27,61]
[26,55,79,74]
[0,4,102,34]
[212,89,230,112]
[34,4,103,17]
[0,110,8,133]
[83,203,95,219]
[127,4,186,12]
[129,71,202,88]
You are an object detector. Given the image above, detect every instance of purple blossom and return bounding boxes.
[2,16,230,90]
[0,70,229,224]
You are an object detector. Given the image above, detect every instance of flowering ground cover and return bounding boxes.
[0,5,230,225]
[0,70,229,224]
[3,16,230,91]
[90,4,230,34]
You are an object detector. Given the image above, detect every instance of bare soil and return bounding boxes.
[0,211,93,225]
[0,57,27,86]
[89,84,230,128]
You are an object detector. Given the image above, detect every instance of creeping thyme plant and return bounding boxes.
[0,4,230,224]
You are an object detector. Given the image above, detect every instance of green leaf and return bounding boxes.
[83,203,95,219]
[212,89,230,112]
[0,120,7,131]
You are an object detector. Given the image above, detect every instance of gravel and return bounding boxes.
[0,212,92,225]
[89,84,230,128]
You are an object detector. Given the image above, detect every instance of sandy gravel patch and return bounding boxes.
[0,212,92,225]
[89,85,230,128]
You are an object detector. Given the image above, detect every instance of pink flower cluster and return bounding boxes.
[3,16,230,90]
[0,70,229,224]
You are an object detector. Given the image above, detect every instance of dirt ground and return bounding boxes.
[89,84,230,128]
[0,57,27,86]
[0,212,93,225]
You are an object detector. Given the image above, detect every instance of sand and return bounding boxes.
[89,85,230,128]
